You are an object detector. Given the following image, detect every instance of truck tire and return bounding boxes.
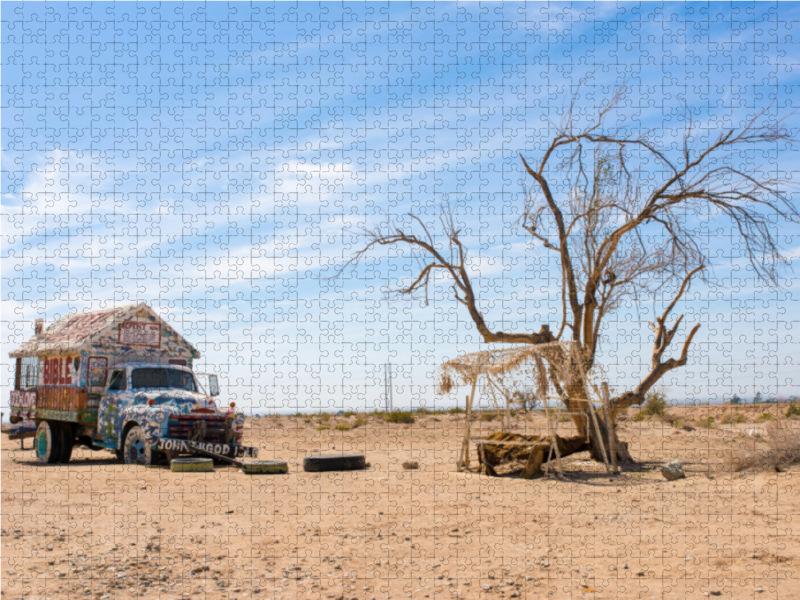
[241,460,288,475]
[123,426,157,466]
[302,453,366,472]
[170,458,214,472]
[57,422,74,464]
[35,421,62,464]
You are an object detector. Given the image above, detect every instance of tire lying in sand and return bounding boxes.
[241,460,289,475]
[170,458,214,472]
[303,453,366,472]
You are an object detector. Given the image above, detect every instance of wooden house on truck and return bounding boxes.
[8,303,256,465]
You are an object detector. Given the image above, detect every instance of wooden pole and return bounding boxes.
[458,378,478,472]
[602,382,619,474]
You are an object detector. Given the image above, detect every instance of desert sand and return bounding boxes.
[2,404,798,600]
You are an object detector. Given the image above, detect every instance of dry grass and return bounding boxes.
[728,420,800,472]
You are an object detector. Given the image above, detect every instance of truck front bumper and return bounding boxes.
[156,437,258,459]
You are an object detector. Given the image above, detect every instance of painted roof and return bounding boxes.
[9,303,201,359]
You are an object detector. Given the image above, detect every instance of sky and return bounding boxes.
[2,2,800,415]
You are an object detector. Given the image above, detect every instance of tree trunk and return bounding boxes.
[585,407,633,464]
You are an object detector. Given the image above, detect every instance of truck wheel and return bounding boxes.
[302,453,366,472]
[35,421,62,464]
[57,422,74,463]
[123,426,157,466]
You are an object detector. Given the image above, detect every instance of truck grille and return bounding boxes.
[166,415,234,444]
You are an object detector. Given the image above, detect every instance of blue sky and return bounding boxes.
[3,2,800,414]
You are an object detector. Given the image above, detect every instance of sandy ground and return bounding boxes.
[2,404,798,600]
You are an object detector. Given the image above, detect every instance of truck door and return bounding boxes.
[97,369,129,446]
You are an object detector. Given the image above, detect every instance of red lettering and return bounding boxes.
[64,357,72,385]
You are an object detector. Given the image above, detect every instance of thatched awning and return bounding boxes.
[437,342,582,398]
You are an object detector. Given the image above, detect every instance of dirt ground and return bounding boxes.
[2,404,798,600]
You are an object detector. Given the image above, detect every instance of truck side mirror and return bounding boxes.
[208,374,220,397]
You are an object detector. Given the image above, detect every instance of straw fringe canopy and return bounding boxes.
[437,343,581,398]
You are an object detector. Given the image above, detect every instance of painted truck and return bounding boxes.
[8,303,258,466]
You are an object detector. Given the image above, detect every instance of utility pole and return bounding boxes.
[384,363,393,412]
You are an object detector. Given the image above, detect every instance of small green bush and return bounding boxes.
[353,415,368,428]
[633,411,647,422]
[319,412,331,423]
[479,412,498,422]
[641,391,667,417]
[695,416,715,429]
[447,407,465,415]
[786,402,800,419]
[317,425,331,431]
[335,423,351,431]
[720,412,746,425]
[303,418,312,424]
[343,411,356,418]
[671,420,683,429]
[384,410,415,424]
[757,412,774,422]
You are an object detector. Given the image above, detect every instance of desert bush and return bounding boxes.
[632,410,647,422]
[728,420,800,472]
[384,410,415,424]
[695,416,715,429]
[303,418,312,424]
[479,412,498,422]
[335,423,351,431]
[353,414,368,428]
[317,425,331,431]
[671,420,683,429]
[786,402,800,419]
[343,411,356,418]
[641,391,667,417]
[757,412,774,422]
[319,412,331,422]
[720,412,746,425]
[447,407,465,414]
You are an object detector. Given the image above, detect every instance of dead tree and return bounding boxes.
[342,84,797,465]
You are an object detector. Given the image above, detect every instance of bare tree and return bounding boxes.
[342,85,797,464]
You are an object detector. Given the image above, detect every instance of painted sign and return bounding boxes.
[87,356,109,387]
[156,438,257,458]
[10,390,37,409]
[43,357,73,385]
[118,322,161,347]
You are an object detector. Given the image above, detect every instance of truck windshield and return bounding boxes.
[131,368,197,392]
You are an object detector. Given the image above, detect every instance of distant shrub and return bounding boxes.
[335,423,351,431]
[384,410,415,424]
[303,418,312,424]
[695,416,715,429]
[786,402,800,419]
[353,415,368,428]
[317,425,331,431]
[671,420,682,429]
[343,411,356,418]
[447,407,465,415]
[633,411,647,422]
[758,412,774,422]
[642,391,667,417]
[319,413,331,423]
[728,420,800,472]
[720,412,746,425]
[479,412,498,422]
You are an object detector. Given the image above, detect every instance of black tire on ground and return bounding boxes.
[302,453,366,472]
[34,421,62,464]
[57,422,74,463]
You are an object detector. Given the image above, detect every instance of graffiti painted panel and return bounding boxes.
[118,322,161,347]
[9,390,37,409]
[87,356,109,387]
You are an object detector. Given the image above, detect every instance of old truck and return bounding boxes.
[8,303,258,466]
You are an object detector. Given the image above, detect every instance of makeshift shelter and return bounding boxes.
[438,342,615,478]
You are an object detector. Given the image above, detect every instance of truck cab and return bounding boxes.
[98,362,245,465]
